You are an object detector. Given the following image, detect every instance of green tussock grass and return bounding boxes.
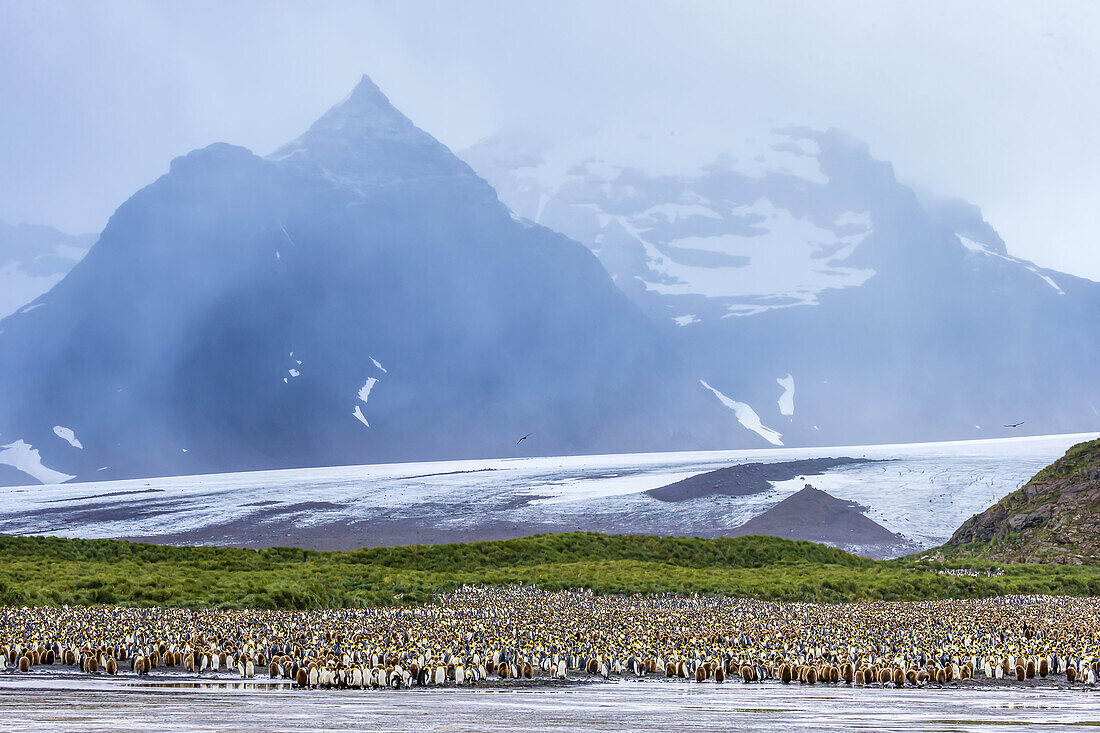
[1,532,1099,610]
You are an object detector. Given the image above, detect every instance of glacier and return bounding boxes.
[0,433,1091,556]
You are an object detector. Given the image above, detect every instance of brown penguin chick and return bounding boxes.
[841,663,854,684]
[854,669,866,685]
[877,668,892,686]
[714,665,725,683]
[105,658,118,675]
[695,665,707,682]
[805,666,818,685]
[780,664,793,684]
[892,668,904,687]
[740,664,754,683]
[1015,665,1026,682]
[1039,658,1049,677]
[295,667,309,688]
[1025,659,1035,679]
[17,656,31,672]
[935,668,947,684]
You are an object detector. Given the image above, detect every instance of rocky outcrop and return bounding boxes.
[730,484,917,559]
[944,439,1100,564]
[646,457,865,502]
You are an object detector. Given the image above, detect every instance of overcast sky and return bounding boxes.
[1,1,1097,279]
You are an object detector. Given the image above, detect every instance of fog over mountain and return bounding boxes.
[0,77,737,485]
[0,222,94,319]
[2,68,1097,485]
[464,127,1100,446]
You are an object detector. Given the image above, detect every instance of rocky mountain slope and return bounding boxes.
[730,484,917,558]
[0,76,737,485]
[463,129,1100,447]
[943,438,1100,563]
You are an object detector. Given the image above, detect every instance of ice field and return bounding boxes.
[0,433,1094,553]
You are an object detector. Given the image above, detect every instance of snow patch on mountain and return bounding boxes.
[52,426,83,449]
[352,376,380,429]
[358,377,378,404]
[352,405,369,428]
[958,235,1065,295]
[0,440,74,484]
[700,380,783,446]
[641,198,875,314]
[777,375,795,416]
[462,131,875,321]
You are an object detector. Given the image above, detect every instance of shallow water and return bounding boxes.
[2,674,1097,731]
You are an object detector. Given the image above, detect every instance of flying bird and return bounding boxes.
[1003,421,1025,428]
[516,433,532,444]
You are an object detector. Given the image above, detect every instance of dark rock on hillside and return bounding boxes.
[731,484,917,558]
[646,457,865,501]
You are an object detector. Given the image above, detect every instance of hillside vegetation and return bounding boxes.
[943,439,1100,564]
[2,532,1099,609]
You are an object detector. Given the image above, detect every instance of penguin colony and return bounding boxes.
[1,587,1098,689]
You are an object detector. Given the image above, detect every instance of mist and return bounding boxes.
[1,0,1098,279]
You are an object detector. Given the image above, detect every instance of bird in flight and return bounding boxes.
[1003,421,1025,428]
[516,433,532,444]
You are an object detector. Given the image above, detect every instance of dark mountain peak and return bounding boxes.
[0,73,736,484]
[268,75,484,195]
[170,142,258,173]
[343,74,399,114]
[306,74,417,140]
[731,483,917,558]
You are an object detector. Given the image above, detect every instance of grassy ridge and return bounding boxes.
[940,438,1100,563]
[2,532,1099,609]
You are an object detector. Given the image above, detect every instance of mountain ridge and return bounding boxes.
[463,126,1100,447]
[0,76,737,485]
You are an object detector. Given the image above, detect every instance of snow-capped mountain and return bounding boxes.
[0,222,94,319]
[0,76,738,485]
[463,127,1100,447]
